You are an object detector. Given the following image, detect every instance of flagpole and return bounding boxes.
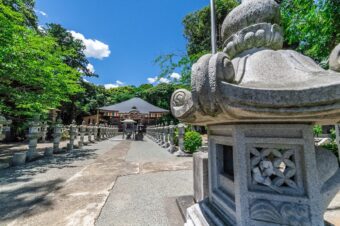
[210,0,217,54]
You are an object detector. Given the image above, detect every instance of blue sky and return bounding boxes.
[35,0,209,88]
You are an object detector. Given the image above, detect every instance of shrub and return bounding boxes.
[184,131,202,153]
[313,125,322,137]
[321,128,338,159]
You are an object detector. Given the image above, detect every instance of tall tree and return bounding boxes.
[155,0,238,86]
[2,0,37,28]
[183,0,238,56]
[281,0,340,66]
[45,24,96,76]
[0,1,82,132]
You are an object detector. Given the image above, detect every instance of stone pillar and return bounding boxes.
[159,125,164,146]
[335,124,340,160]
[177,123,185,153]
[155,125,159,143]
[27,115,42,161]
[193,151,209,202]
[53,119,63,153]
[67,120,77,151]
[95,124,100,141]
[87,123,93,143]
[40,122,48,143]
[78,121,86,149]
[0,114,10,142]
[162,125,170,148]
[168,123,176,153]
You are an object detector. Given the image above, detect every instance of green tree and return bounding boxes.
[2,0,37,28]
[45,23,96,76]
[155,0,238,86]
[281,0,340,66]
[183,0,238,56]
[0,1,82,130]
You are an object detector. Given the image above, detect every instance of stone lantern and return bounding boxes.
[0,114,11,141]
[171,0,340,225]
[67,120,77,151]
[53,119,63,153]
[122,119,136,140]
[27,114,42,160]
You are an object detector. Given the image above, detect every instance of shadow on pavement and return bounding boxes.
[0,178,64,221]
[0,149,98,185]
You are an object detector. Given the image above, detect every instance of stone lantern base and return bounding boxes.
[185,124,340,226]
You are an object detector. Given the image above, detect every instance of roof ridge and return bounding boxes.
[98,97,169,113]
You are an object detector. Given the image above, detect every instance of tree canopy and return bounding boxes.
[281,0,340,66]
[0,1,82,122]
[155,0,340,85]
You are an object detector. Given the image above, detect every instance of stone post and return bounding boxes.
[334,124,340,160]
[102,125,105,140]
[162,125,170,148]
[0,114,10,141]
[95,124,100,141]
[67,120,77,151]
[193,151,209,202]
[0,116,5,142]
[53,119,63,153]
[87,123,93,143]
[177,123,185,153]
[27,115,42,161]
[159,125,164,145]
[40,122,48,143]
[168,122,176,153]
[78,121,86,149]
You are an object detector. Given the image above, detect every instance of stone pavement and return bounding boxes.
[0,136,192,226]
[96,138,193,226]
[0,135,338,226]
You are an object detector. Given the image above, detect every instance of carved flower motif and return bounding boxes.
[250,148,298,191]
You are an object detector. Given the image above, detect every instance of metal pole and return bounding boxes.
[210,0,217,54]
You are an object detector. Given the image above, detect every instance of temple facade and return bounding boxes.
[83,97,168,126]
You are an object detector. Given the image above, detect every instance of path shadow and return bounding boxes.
[0,148,98,185]
[0,178,64,221]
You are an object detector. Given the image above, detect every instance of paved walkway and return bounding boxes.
[0,137,192,226]
[0,136,339,226]
[96,138,193,226]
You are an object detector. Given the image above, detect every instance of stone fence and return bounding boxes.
[0,115,119,167]
[146,123,191,156]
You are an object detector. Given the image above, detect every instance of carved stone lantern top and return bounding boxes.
[171,0,340,125]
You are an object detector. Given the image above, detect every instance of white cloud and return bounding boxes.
[104,80,125,89]
[35,10,47,17]
[86,63,95,73]
[116,80,124,86]
[159,77,170,84]
[104,84,119,89]
[147,77,158,84]
[70,31,111,60]
[170,72,181,80]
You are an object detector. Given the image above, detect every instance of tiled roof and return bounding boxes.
[98,97,169,114]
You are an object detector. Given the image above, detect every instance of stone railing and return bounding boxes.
[146,123,189,156]
[0,115,119,167]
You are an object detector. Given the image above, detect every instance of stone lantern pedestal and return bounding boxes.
[170,0,340,225]
[186,124,339,226]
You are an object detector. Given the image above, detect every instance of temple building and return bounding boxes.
[83,97,168,126]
